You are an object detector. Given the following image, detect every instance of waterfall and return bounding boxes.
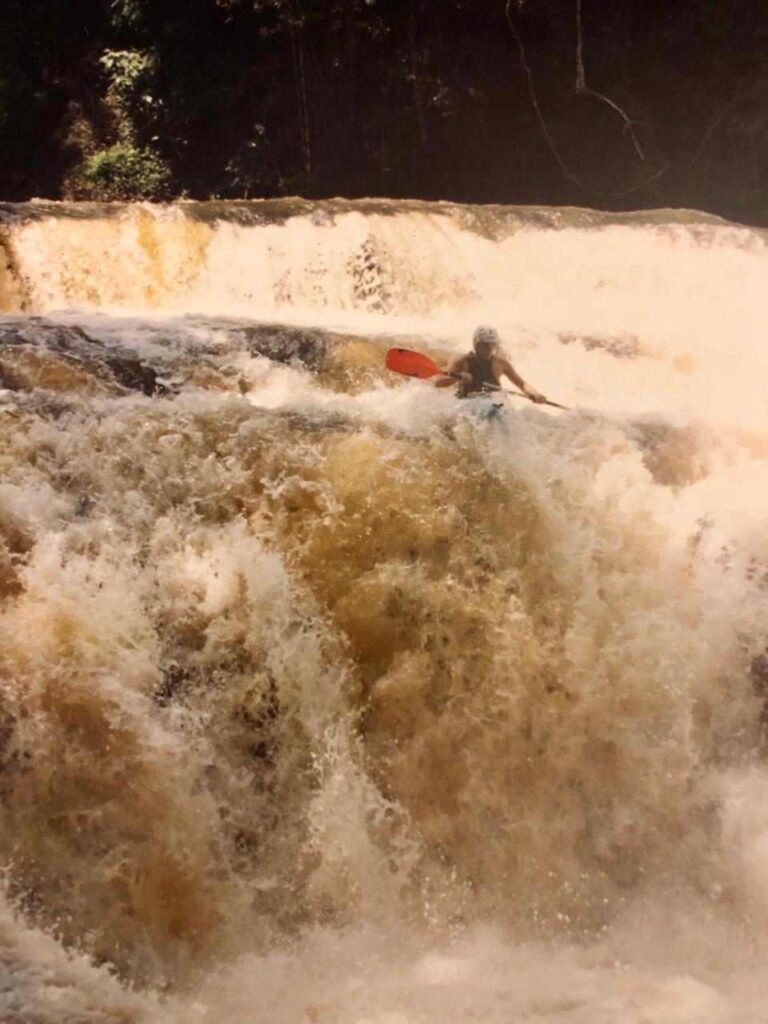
[1,199,767,1022]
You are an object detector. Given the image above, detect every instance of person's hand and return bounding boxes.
[524,386,546,403]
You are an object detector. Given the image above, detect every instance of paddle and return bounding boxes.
[385,347,568,410]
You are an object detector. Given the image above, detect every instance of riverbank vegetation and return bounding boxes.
[1,0,766,223]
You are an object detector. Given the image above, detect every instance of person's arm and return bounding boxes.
[433,355,471,388]
[498,358,546,403]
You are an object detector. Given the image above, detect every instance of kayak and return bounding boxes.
[459,396,505,422]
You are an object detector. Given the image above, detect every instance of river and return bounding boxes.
[1,199,767,1022]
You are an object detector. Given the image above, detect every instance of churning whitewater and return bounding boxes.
[1,200,768,1023]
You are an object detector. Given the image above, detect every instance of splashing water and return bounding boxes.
[1,200,768,1023]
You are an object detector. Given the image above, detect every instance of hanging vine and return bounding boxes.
[504,0,670,197]
[574,0,645,162]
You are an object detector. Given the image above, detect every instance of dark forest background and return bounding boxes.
[2,0,767,223]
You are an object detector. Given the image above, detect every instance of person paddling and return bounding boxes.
[434,326,547,403]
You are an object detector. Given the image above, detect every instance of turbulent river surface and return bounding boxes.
[1,199,768,1023]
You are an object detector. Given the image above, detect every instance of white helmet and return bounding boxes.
[473,325,499,349]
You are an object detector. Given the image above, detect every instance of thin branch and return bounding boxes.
[606,161,671,197]
[575,0,585,91]
[288,0,312,174]
[505,0,658,198]
[574,0,645,162]
[505,0,757,202]
[680,84,747,174]
[504,0,585,189]
[577,85,646,161]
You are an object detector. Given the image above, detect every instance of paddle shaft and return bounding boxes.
[445,373,568,411]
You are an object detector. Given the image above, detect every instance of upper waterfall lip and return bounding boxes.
[0,200,130,224]
[0,197,756,233]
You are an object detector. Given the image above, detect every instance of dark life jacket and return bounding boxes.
[458,354,499,397]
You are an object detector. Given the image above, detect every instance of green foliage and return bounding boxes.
[108,0,145,30]
[70,144,172,201]
[100,49,157,101]
[98,48,162,149]
[221,129,282,197]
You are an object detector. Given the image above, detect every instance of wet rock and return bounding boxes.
[0,544,22,599]
[239,323,328,370]
[0,315,347,402]
[633,420,706,488]
[0,318,172,397]
[154,664,191,707]
[103,356,169,396]
[0,346,108,395]
[559,332,644,360]
[750,652,768,730]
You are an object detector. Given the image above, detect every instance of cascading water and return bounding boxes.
[1,199,768,1023]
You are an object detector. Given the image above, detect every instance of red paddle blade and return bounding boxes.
[385,347,443,379]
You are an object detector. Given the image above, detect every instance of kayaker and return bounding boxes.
[434,326,547,403]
